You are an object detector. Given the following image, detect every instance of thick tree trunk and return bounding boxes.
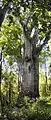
[23,32,39,98]
[33,53,39,98]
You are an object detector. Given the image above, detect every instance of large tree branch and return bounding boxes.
[0,0,12,27]
[20,20,29,40]
[36,30,51,54]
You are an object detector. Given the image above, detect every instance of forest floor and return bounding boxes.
[0,96,51,120]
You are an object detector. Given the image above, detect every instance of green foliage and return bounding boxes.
[0,0,51,61]
[0,1,51,119]
[1,96,51,120]
[0,16,23,60]
[39,70,51,97]
[39,40,51,63]
[13,0,51,39]
[39,71,46,96]
[1,72,18,104]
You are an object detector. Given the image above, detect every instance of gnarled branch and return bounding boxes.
[36,30,51,54]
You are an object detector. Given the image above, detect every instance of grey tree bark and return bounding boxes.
[20,21,50,98]
[22,27,39,98]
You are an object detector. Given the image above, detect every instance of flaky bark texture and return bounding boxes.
[21,20,50,98]
[22,28,39,98]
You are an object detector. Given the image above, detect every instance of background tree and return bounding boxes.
[39,41,51,96]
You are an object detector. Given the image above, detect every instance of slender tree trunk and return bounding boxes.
[18,63,24,98]
[9,71,12,104]
[9,81,11,103]
[44,61,48,94]
[0,48,4,117]
[0,56,2,103]
[0,57,2,114]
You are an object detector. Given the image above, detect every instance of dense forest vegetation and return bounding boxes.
[0,0,51,120]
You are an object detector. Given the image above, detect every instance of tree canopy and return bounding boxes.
[0,0,51,38]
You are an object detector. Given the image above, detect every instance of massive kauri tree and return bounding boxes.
[0,0,51,98]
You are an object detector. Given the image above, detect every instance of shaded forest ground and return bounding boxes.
[0,96,51,120]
